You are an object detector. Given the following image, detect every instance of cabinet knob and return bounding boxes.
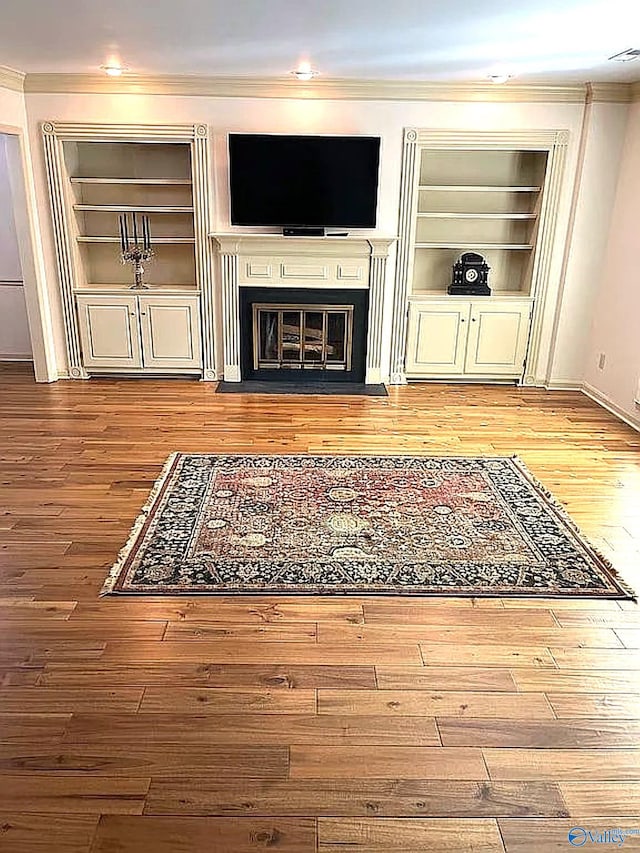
[140,312,146,316]
[460,318,465,323]
[471,317,477,322]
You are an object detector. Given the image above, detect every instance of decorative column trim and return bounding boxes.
[524,130,569,386]
[389,128,419,384]
[219,248,241,381]
[366,238,395,384]
[191,125,216,380]
[42,123,86,379]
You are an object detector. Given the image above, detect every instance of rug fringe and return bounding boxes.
[510,455,637,601]
[100,452,180,596]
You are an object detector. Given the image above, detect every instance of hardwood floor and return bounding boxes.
[1,362,639,852]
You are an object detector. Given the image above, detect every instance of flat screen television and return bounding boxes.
[229,134,380,230]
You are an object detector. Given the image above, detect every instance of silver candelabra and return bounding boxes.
[119,212,154,290]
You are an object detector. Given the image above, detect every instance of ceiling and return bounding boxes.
[1,0,639,84]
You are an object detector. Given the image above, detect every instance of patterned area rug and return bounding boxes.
[102,454,634,599]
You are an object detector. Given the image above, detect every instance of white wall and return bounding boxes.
[583,100,640,427]
[548,101,628,387]
[0,84,57,378]
[26,91,599,384]
[0,133,31,360]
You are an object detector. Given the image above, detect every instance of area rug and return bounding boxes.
[101,454,634,599]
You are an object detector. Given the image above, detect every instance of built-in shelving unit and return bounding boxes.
[64,141,197,290]
[412,150,548,298]
[42,122,214,380]
[389,128,569,386]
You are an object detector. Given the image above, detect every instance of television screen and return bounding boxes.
[229,134,380,228]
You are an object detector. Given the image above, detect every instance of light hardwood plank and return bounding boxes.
[547,693,640,719]
[318,689,554,718]
[319,623,624,648]
[100,640,422,665]
[145,778,568,817]
[560,781,640,816]
[0,687,143,713]
[0,775,149,814]
[139,687,316,714]
[499,818,640,852]
[439,718,640,748]
[0,814,98,852]
[484,748,640,780]
[376,666,517,691]
[317,817,504,851]
[63,712,440,746]
[39,663,376,689]
[420,643,556,667]
[290,745,487,779]
[90,816,316,853]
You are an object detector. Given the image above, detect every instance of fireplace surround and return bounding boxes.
[240,287,369,382]
[213,235,395,384]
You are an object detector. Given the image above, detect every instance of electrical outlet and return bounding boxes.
[598,352,606,370]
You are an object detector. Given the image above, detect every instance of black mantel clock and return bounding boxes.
[448,252,491,296]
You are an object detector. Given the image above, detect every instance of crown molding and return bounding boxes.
[587,82,633,103]
[21,72,640,104]
[0,65,25,92]
[17,72,591,103]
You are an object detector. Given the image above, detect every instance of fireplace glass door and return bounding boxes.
[253,304,354,371]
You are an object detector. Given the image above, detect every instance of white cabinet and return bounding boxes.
[464,301,531,376]
[406,301,470,374]
[76,293,201,373]
[76,295,142,369]
[138,296,201,369]
[405,297,531,380]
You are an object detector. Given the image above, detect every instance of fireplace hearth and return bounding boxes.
[240,288,369,382]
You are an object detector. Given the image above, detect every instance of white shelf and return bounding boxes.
[77,236,195,244]
[416,212,537,220]
[419,185,541,192]
[411,290,533,300]
[70,177,192,185]
[74,204,193,213]
[415,242,533,250]
[75,283,198,293]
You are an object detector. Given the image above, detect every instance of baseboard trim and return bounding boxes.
[582,383,640,433]
[543,380,584,391]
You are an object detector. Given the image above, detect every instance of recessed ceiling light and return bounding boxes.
[290,61,319,81]
[100,63,128,77]
[487,73,513,84]
[608,48,640,62]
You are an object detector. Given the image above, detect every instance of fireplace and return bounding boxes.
[240,288,369,382]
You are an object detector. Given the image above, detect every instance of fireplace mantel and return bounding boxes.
[211,234,395,384]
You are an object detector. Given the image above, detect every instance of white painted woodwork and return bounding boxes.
[42,122,214,380]
[390,129,568,386]
[138,295,201,369]
[76,292,202,372]
[405,296,532,379]
[465,301,531,375]
[405,300,470,375]
[76,294,141,369]
[213,235,394,384]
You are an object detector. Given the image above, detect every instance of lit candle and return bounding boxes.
[146,216,152,250]
[132,212,138,246]
[119,214,125,253]
[123,213,129,251]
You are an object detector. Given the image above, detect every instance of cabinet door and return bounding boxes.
[464,301,531,376]
[76,295,142,369]
[138,295,202,369]
[405,300,470,375]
